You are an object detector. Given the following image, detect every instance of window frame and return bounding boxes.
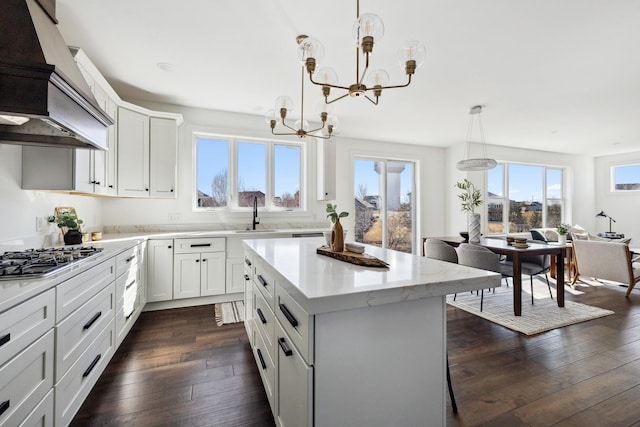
[486,161,567,234]
[193,132,305,212]
[610,163,640,193]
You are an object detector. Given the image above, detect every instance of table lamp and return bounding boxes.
[595,210,616,233]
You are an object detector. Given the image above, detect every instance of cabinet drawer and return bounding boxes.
[55,283,115,381]
[254,259,276,309]
[0,289,55,367]
[116,263,140,315]
[19,389,53,427]
[253,285,276,361]
[56,258,116,322]
[276,286,314,365]
[252,325,276,414]
[115,244,141,278]
[115,292,141,347]
[174,238,225,254]
[275,321,313,427]
[55,322,115,427]
[0,330,54,427]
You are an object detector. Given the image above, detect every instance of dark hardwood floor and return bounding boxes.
[72,278,640,426]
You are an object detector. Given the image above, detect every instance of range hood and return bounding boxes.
[0,0,113,150]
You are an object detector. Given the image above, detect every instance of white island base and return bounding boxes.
[243,238,500,427]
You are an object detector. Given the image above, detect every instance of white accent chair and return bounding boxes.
[571,239,640,297]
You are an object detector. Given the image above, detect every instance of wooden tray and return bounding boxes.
[316,245,389,268]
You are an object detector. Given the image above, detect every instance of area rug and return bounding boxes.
[446,281,614,335]
[214,301,245,326]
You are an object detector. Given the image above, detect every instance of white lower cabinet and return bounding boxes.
[55,321,115,427]
[275,321,313,427]
[0,330,54,427]
[146,239,174,302]
[225,257,246,294]
[173,238,226,300]
[114,243,144,347]
[247,252,314,427]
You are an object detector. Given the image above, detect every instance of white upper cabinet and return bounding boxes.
[117,107,150,197]
[150,117,178,198]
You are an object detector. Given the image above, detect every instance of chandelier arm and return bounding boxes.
[364,94,379,105]
[368,75,413,91]
[308,73,351,91]
[307,123,326,134]
[312,132,332,140]
[280,119,298,132]
[325,92,351,104]
[271,129,299,136]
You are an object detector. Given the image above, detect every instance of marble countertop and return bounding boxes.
[0,240,141,314]
[244,237,502,314]
[99,228,329,243]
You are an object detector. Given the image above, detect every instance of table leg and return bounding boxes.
[556,251,565,308]
[513,252,522,316]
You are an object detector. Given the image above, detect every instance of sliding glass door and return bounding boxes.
[354,158,415,253]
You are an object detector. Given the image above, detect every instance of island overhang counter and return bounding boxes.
[243,237,500,427]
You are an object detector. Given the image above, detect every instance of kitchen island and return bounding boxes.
[243,237,501,427]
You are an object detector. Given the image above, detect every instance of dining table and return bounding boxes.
[423,236,566,316]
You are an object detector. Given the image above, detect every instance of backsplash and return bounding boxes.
[103,221,329,234]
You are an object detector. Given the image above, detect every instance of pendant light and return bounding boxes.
[456,105,497,171]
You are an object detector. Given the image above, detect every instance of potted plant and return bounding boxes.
[455,179,483,243]
[326,203,349,252]
[48,211,84,245]
[556,223,571,245]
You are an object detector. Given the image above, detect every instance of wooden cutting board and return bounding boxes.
[316,245,389,268]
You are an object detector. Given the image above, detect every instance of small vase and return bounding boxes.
[468,213,481,244]
[63,229,83,245]
[558,234,567,245]
[331,219,345,252]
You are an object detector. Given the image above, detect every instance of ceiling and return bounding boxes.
[56,0,640,157]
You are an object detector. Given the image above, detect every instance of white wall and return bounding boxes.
[444,142,595,236]
[594,151,640,243]
[0,144,104,249]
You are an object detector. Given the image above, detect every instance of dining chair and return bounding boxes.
[500,231,554,304]
[456,243,512,311]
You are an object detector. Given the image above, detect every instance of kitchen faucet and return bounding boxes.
[252,196,260,230]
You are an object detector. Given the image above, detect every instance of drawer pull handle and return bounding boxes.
[0,333,10,348]
[279,304,298,328]
[83,311,102,330]
[245,258,252,266]
[257,348,267,370]
[257,308,267,324]
[0,400,9,417]
[278,337,293,357]
[126,311,134,320]
[83,354,102,378]
[125,280,136,290]
[258,275,268,287]
[190,243,211,248]
[244,274,250,281]
[125,254,136,263]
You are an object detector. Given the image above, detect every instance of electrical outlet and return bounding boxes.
[35,216,48,232]
[168,213,182,223]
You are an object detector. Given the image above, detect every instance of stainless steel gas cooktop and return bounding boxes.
[0,246,104,280]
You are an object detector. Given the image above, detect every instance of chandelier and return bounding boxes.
[265,36,337,140]
[456,105,497,171]
[298,0,426,105]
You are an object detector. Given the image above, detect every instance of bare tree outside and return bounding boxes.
[211,170,228,207]
[357,184,368,200]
